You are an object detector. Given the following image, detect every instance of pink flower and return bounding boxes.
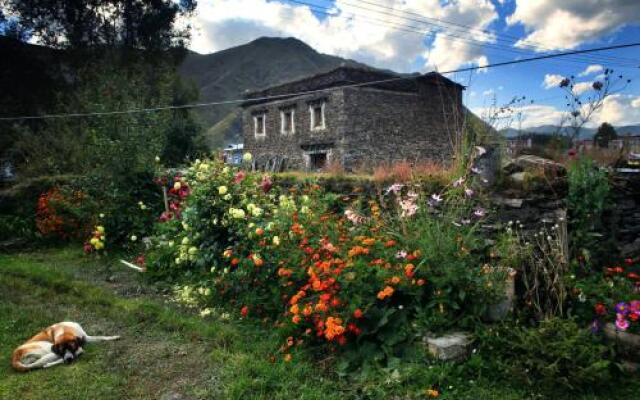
[616,317,630,331]
[453,177,465,187]
[234,171,246,184]
[260,175,273,193]
[464,188,474,197]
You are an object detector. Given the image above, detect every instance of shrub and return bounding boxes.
[146,149,505,366]
[477,318,614,395]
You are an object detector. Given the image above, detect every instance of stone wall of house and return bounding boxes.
[339,85,462,170]
[242,90,347,170]
[242,80,463,172]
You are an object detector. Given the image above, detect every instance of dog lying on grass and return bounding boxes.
[11,322,120,372]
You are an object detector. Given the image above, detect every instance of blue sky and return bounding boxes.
[189,0,640,128]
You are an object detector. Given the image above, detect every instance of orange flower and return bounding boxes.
[315,302,328,313]
[426,388,439,398]
[290,304,300,315]
[292,315,301,324]
[384,240,397,247]
[302,305,312,316]
[324,316,345,340]
[390,276,401,285]
[284,354,292,362]
[404,264,415,278]
[361,238,376,246]
[255,227,264,236]
[278,268,292,277]
[377,286,395,300]
[252,254,264,267]
[223,249,233,258]
[231,258,240,266]
[353,308,363,319]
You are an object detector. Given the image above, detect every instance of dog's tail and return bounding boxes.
[85,335,121,343]
[11,349,54,372]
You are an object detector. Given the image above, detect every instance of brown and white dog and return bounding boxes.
[11,322,120,372]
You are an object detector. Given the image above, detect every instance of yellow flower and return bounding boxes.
[218,186,228,195]
[426,389,439,398]
[174,181,182,190]
[96,225,105,234]
[243,152,253,162]
[273,236,280,246]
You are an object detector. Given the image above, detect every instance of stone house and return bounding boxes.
[241,66,465,171]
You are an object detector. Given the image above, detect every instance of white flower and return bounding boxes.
[473,208,486,218]
[475,146,487,156]
[181,237,190,245]
[385,183,404,195]
[130,235,137,242]
[464,188,474,197]
[471,167,481,174]
[99,213,105,218]
[155,156,160,162]
[430,194,443,203]
[453,177,465,187]
[272,236,280,246]
[200,308,213,318]
[174,181,182,190]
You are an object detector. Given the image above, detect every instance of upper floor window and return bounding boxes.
[254,113,266,137]
[309,102,326,131]
[281,109,295,134]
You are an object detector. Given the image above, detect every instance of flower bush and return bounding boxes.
[35,186,91,240]
[146,153,507,365]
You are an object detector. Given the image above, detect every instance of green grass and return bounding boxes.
[0,248,636,399]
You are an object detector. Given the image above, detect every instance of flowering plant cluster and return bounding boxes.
[581,257,640,334]
[156,173,191,222]
[84,225,106,253]
[35,187,87,239]
[147,154,505,363]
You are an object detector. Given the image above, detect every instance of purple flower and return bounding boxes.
[615,302,629,316]
[395,250,407,259]
[590,319,602,334]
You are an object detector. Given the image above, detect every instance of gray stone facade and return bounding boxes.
[241,67,464,171]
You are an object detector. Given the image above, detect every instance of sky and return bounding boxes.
[187,0,640,129]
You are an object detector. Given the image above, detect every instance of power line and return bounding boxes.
[346,0,639,65]
[1,42,638,122]
[287,0,639,68]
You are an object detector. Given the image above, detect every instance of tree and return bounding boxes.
[1,0,196,50]
[593,122,618,148]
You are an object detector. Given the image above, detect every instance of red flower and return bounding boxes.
[353,308,363,319]
[594,303,607,316]
[261,175,273,193]
[240,305,249,317]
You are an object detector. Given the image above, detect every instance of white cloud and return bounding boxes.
[595,95,640,126]
[578,64,603,77]
[572,81,593,95]
[482,89,494,96]
[542,73,564,89]
[507,0,640,50]
[189,0,499,72]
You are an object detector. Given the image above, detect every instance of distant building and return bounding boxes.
[0,158,15,185]
[505,136,533,156]
[223,144,244,165]
[241,66,465,171]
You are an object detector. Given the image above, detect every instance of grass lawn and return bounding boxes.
[0,248,636,399]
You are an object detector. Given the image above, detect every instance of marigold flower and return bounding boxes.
[353,308,363,319]
[290,304,300,315]
[391,276,401,285]
[284,353,292,362]
[426,388,439,398]
[303,305,313,316]
[377,285,395,300]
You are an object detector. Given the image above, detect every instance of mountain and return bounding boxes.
[178,37,369,146]
[501,125,640,139]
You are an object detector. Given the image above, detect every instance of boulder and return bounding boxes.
[425,332,473,361]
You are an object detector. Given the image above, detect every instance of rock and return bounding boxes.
[485,268,517,322]
[603,323,640,357]
[493,196,523,208]
[502,159,524,175]
[621,238,640,258]
[160,392,185,400]
[514,155,565,173]
[106,275,117,283]
[509,172,526,184]
[425,332,473,361]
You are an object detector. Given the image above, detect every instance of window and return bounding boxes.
[280,109,295,134]
[254,114,266,137]
[309,102,325,131]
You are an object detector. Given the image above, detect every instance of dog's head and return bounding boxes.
[52,334,85,364]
